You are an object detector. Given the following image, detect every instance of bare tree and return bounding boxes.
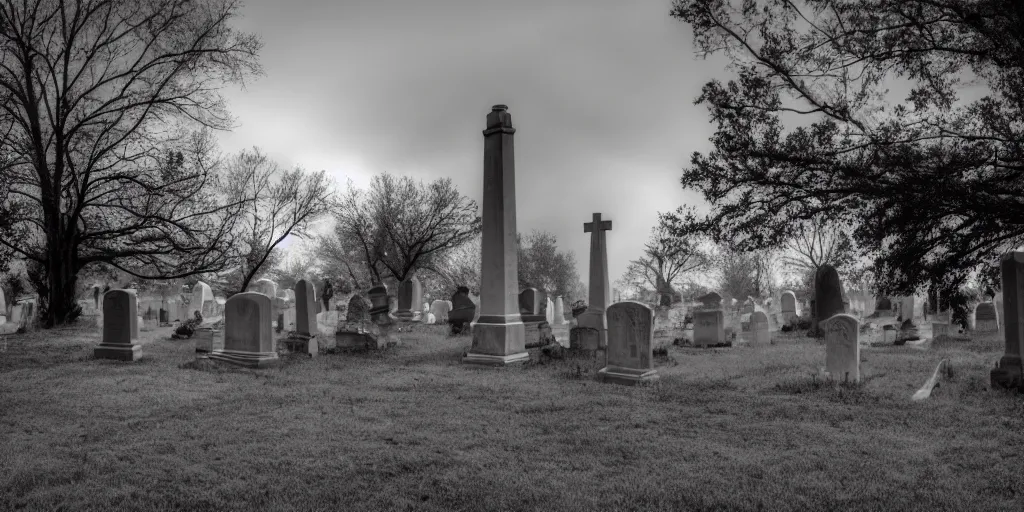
[333,173,480,286]
[0,0,262,326]
[210,149,333,295]
[778,216,858,282]
[618,212,711,306]
[314,232,377,292]
[418,234,481,296]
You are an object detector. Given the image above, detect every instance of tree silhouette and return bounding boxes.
[0,0,262,326]
[670,0,1024,296]
[333,173,480,286]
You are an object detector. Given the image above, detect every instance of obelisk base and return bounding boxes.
[991,355,1023,390]
[597,366,659,386]
[575,310,607,348]
[464,320,527,366]
[209,349,281,369]
[94,343,142,361]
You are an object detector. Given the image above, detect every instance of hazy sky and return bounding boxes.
[216,0,732,290]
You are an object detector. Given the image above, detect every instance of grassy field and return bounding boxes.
[1,323,1023,511]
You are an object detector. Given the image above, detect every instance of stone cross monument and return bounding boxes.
[463,105,528,366]
[577,212,612,347]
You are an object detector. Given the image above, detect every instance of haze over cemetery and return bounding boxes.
[1,0,1023,510]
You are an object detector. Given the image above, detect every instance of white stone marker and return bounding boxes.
[749,311,771,345]
[974,302,999,333]
[553,296,567,325]
[823,313,860,383]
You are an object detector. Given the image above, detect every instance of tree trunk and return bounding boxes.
[43,228,80,327]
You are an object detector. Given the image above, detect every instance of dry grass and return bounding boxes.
[1,324,1023,511]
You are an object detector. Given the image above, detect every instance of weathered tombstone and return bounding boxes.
[345,294,372,323]
[94,290,142,361]
[975,302,999,332]
[194,326,222,353]
[429,300,451,324]
[188,281,214,320]
[546,297,555,324]
[569,326,601,352]
[748,311,771,345]
[519,288,540,315]
[814,265,844,331]
[395,276,423,322]
[334,292,398,351]
[209,292,280,368]
[367,285,390,324]
[518,288,546,323]
[780,290,797,322]
[448,286,476,334]
[462,106,528,365]
[577,212,613,348]
[992,252,1024,389]
[876,297,892,312]
[293,280,317,337]
[553,296,567,325]
[598,301,659,385]
[823,313,860,383]
[280,279,319,356]
[899,296,917,322]
[693,310,726,347]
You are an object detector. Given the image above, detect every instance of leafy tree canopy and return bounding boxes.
[670,0,1024,296]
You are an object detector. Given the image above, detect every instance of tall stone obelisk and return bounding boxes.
[463,105,528,366]
[992,251,1024,390]
[577,212,613,347]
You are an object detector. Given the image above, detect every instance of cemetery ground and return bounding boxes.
[2,326,1023,511]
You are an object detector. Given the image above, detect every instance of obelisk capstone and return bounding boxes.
[577,212,612,347]
[463,105,528,366]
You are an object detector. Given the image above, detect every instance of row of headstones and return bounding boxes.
[95,280,321,364]
[559,299,825,385]
[577,272,864,385]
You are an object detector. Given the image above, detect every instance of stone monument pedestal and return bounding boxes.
[94,342,142,361]
[280,333,318,356]
[209,350,280,368]
[575,311,607,348]
[464,319,528,366]
[194,328,222,353]
[597,366,659,386]
[991,356,1023,390]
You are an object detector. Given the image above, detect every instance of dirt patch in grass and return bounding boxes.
[1,324,1023,511]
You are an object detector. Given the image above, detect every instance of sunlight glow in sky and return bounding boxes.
[215,0,733,288]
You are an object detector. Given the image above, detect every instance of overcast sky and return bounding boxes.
[216,0,732,291]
